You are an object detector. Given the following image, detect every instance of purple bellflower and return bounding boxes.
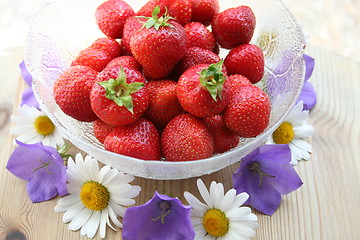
[297,54,316,110]
[122,191,195,240]
[233,144,303,215]
[19,61,40,109]
[6,140,67,202]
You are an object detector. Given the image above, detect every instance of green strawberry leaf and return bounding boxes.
[199,61,226,101]
[98,68,144,114]
[137,5,175,30]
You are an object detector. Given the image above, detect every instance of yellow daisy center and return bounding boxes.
[272,122,294,144]
[80,181,110,211]
[203,209,229,237]
[34,116,55,136]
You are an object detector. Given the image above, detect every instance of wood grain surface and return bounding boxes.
[1,45,360,240]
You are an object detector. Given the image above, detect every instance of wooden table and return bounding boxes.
[0,45,359,240]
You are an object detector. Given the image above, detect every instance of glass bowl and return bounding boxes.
[25,0,306,180]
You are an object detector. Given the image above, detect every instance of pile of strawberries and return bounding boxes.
[53,0,271,162]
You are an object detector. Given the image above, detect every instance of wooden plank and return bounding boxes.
[1,45,360,239]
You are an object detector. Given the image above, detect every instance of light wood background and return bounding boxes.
[1,45,360,239]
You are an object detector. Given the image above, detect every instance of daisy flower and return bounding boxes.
[54,153,141,239]
[11,104,64,148]
[267,101,315,165]
[184,179,258,240]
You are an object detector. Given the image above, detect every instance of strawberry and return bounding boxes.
[227,74,252,97]
[211,6,256,49]
[106,56,142,72]
[224,44,265,83]
[161,113,214,161]
[137,0,192,26]
[95,0,135,39]
[122,16,143,55]
[189,0,220,26]
[93,119,115,143]
[71,47,112,72]
[54,65,98,122]
[204,114,240,153]
[130,6,186,79]
[184,22,215,51]
[90,65,149,126]
[223,84,271,138]
[91,37,122,59]
[177,47,221,74]
[104,118,161,160]
[176,61,229,118]
[143,79,184,129]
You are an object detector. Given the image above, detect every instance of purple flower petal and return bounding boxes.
[19,61,40,108]
[235,169,281,215]
[6,140,67,202]
[233,144,303,215]
[19,61,33,86]
[122,191,195,240]
[21,87,40,109]
[303,54,315,81]
[297,81,317,110]
[297,54,316,110]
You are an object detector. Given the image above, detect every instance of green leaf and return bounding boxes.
[97,68,144,114]
[199,60,226,102]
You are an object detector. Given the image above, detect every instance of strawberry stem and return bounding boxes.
[98,68,144,114]
[136,6,174,30]
[199,61,226,102]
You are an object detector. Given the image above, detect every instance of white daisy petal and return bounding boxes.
[10,105,64,147]
[292,138,312,153]
[99,209,108,238]
[184,191,208,213]
[69,207,93,231]
[54,154,139,238]
[230,221,257,237]
[62,201,85,222]
[293,125,315,138]
[197,179,213,208]
[81,210,101,239]
[107,203,123,228]
[55,195,80,210]
[221,188,237,212]
[267,100,314,165]
[99,165,111,182]
[211,182,225,209]
[188,179,258,239]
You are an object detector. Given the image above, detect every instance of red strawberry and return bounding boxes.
[177,61,229,118]
[93,119,115,143]
[211,6,256,49]
[143,79,184,129]
[161,113,214,161]
[122,16,143,55]
[204,115,240,153]
[224,44,264,83]
[54,65,98,122]
[227,74,252,97]
[177,47,221,74]
[90,65,149,126]
[184,22,215,51]
[71,48,112,72]
[137,0,192,26]
[223,84,271,138]
[104,118,161,160]
[91,37,122,59]
[131,7,186,79]
[95,0,135,39]
[106,56,142,72]
[189,0,220,26]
